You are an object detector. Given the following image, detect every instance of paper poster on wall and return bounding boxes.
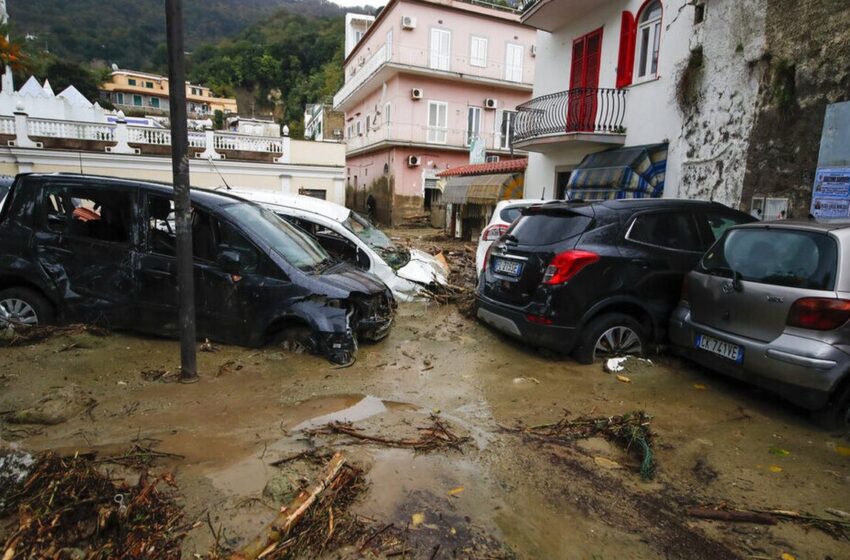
[811,167,850,219]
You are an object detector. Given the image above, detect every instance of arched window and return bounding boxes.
[635,0,663,80]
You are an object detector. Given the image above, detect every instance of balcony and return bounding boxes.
[521,0,611,32]
[334,42,533,111]
[344,119,516,156]
[512,88,627,153]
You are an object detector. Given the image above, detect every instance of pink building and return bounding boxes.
[333,0,536,225]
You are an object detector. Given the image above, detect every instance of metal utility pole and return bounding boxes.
[165,0,198,382]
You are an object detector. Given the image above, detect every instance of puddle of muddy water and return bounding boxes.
[287,394,419,431]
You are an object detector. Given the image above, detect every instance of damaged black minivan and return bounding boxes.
[0,174,394,364]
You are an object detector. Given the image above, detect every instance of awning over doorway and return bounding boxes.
[567,143,668,200]
[443,173,524,205]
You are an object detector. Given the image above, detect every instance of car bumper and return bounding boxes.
[669,305,850,410]
[475,293,578,353]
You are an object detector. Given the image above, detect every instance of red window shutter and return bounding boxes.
[616,11,636,88]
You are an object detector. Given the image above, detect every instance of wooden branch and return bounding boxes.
[687,507,777,525]
[230,452,346,560]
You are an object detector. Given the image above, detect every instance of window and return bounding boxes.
[635,0,662,80]
[508,210,592,246]
[366,115,371,134]
[505,43,524,82]
[496,110,516,149]
[386,29,393,59]
[354,30,364,44]
[701,229,837,290]
[470,36,488,67]
[43,185,132,244]
[150,97,160,109]
[627,212,701,252]
[427,101,448,144]
[145,81,154,89]
[466,106,482,146]
[430,28,451,71]
[385,103,391,126]
[356,120,362,136]
[114,92,124,105]
[128,78,137,86]
[133,94,143,107]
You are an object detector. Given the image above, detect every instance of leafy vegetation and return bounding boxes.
[7,0,352,70]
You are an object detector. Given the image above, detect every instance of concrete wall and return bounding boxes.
[0,148,346,204]
[740,0,850,218]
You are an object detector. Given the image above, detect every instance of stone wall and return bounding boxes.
[740,0,850,218]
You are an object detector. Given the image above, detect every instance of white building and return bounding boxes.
[517,0,766,207]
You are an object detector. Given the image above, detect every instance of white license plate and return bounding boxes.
[493,258,523,277]
[695,334,744,364]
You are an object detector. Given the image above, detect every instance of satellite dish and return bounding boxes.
[111,63,119,71]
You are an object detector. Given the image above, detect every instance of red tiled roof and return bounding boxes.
[437,158,528,178]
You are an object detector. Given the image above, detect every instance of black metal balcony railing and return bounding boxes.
[513,88,627,144]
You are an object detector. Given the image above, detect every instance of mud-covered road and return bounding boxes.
[2,301,849,559]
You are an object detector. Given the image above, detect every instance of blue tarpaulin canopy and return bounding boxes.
[566,143,668,200]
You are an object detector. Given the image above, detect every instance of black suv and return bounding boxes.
[476,199,755,363]
[0,174,394,364]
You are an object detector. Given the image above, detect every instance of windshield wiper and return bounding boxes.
[704,264,743,292]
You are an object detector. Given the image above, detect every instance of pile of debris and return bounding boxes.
[1,324,109,347]
[303,414,471,452]
[511,411,656,480]
[1,451,185,559]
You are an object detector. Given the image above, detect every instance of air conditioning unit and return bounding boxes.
[410,88,423,100]
[531,44,537,57]
[486,155,501,163]
[401,16,417,30]
[484,98,498,110]
[407,155,421,167]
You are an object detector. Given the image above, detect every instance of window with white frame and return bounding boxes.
[114,92,124,105]
[430,28,451,71]
[427,101,448,144]
[470,36,488,67]
[133,94,143,106]
[466,106,482,146]
[356,121,362,136]
[496,110,516,149]
[505,43,524,82]
[635,0,662,80]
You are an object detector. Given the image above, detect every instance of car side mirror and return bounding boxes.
[217,249,242,274]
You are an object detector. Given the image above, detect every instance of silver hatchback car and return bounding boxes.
[670,221,850,429]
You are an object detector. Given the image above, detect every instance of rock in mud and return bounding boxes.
[6,385,96,425]
[0,444,35,508]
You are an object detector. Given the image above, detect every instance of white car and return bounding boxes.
[475,199,543,272]
[229,190,448,302]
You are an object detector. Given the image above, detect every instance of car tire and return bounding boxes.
[812,381,850,431]
[272,325,315,354]
[0,287,54,329]
[573,313,648,365]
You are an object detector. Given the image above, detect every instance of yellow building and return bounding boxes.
[100,69,238,117]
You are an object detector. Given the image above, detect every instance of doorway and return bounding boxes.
[567,28,603,132]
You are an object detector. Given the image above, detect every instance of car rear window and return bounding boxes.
[499,205,528,224]
[701,228,838,290]
[507,211,592,246]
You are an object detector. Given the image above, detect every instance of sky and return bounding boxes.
[329,0,387,8]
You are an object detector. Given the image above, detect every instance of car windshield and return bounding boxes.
[701,228,838,290]
[343,211,411,269]
[221,202,331,272]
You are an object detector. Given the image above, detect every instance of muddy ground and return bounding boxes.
[1,231,849,560]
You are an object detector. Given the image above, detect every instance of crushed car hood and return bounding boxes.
[317,261,390,296]
[397,249,449,287]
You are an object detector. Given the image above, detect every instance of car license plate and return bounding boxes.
[695,334,744,364]
[493,258,522,277]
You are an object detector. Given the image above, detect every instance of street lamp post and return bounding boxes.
[165,0,198,382]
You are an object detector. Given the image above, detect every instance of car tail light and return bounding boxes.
[482,243,495,273]
[482,224,509,241]
[787,298,850,331]
[541,250,600,285]
[526,314,553,325]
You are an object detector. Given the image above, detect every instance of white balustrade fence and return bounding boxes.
[3,114,288,158]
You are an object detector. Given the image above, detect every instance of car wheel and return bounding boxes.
[573,313,648,365]
[812,381,850,431]
[0,287,54,329]
[272,325,314,354]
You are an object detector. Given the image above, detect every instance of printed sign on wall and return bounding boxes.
[811,167,850,219]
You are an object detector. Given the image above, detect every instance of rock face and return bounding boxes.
[7,385,96,425]
[740,0,850,219]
